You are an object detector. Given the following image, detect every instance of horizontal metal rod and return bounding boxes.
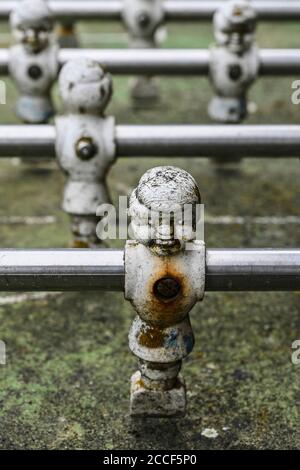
[1,48,300,76]
[1,1,300,22]
[0,248,299,292]
[206,249,300,292]
[165,1,300,21]
[0,1,123,21]
[0,125,56,158]
[1,124,300,159]
[59,49,211,75]
[0,249,125,292]
[116,125,300,158]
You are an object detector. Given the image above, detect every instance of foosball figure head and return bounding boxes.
[10,0,54,53]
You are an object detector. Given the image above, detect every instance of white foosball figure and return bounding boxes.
[9,0,59,124]
[125,166,206,417]
[209,0,259,123]
[123,0,164,104]
[56,58,116,248]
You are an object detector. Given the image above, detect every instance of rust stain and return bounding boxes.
[139,324,167,349]
[233,6,242,16]
[70,240,90,249]
[145,256,191,328]
[135,378,145,389]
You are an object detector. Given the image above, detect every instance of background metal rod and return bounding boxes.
[0,49,9,75]
[0,1,123,20]
[206,249,300,292]
[59,49,211,75]
[52,48,300,76]
[1,124,300,159]
[0,125,56,158]
[1,1,300,22]
[0,249,125,292]
[0,249,299,292]
[2,49,300,77]
[116,125,300,158]
[165,1,300,21]
[259,49,300,76]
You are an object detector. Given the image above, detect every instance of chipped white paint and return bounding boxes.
[122,0,164,49]
[209,0,259,123]
[9,0,59,123]
[128,166,201,249]
[123,0,164,102]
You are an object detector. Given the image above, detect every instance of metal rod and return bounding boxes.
[165,1,300,21]
[1,48,300,77]
[0,249,125,292]
[0,49,9,75]
[0,125,56,158]
[0,248,299,292]
[0,1,123,20]
[259,49,300,76]
[116,125,300,158]
[59,49,211,76]
[1,1,300,22]
[206,249,300,292]
[1,124,300,159]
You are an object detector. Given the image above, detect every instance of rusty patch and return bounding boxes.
[145,257,191,328]
[135,378,145,389]
[139,324,167,349]
[70,240,90,249]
